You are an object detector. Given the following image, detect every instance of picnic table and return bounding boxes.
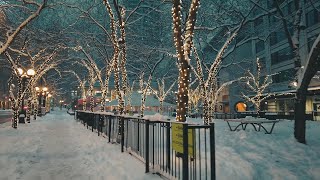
[224,118,280,134]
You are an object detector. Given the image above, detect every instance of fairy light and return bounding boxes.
[242,58,274,116]
[139,73,145,117]
[26,99,31,123]
[172,0,199,121]
[152,79,176,115]
[119,7,128,98]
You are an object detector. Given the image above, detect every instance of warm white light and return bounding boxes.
[43,87,48,91]
[48,94,52,98]
[292,82,298,87]
[17,68,23,75]
[27,69,35,76]
[35,87,40,91]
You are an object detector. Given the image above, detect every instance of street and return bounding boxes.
[0,110,12,124]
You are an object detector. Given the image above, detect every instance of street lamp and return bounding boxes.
[17,67,35,123]
[59,100,64,110]
[35,86,49,116]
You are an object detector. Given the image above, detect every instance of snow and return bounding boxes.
[1,110,320,179]
[140,113,320,179]
[0,109,161,180]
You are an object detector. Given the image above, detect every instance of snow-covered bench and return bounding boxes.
[224,118,280,134]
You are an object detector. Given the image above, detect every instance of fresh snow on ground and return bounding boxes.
[146,113,320,180]
[0,109,161,180]
[1,110,320,179]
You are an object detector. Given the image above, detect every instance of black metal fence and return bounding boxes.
[75,111,216,180]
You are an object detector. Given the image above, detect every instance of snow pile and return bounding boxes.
[0,110,161,180]
[1,110,320,179]
[143,113,171,121]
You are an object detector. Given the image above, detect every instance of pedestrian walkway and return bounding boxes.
[0,109,161,180]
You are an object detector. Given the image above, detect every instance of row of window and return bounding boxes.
[272,68,295,83]
[306,9,320,27]
[256,43,294,65]
[271,46,293,65]
[254,3,319,48]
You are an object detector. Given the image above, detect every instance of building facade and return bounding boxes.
[204,0,320,120]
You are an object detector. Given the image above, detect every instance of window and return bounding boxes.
[270,29,290,45]
[287,1,294,15]
[256,40,265,53]
[272,68,295,83]
[259,57,266,71]
[269,15,278,24]
[306,9,320,27]
[267,0,286,9]
[271,47,293,65]
[254,16,264,27]
[270,32,278,45]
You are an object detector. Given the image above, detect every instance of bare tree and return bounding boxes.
[151,78,176,115]
[171,0,200,122]
[0,0,47,54]
[64,70,87,111]
[241,58,273,116]
[5,47,61,128]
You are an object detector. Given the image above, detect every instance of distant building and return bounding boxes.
[203,0,320,120]
[105,92,175,113]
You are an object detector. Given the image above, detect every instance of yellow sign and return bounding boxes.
[172,123,194,156]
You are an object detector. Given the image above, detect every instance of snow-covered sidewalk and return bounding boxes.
[0,109,161,180]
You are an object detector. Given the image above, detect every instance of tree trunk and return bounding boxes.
[203,97,210,125]
[33,98,38,120]
[101,89,107,112]
[176,62,189,122]
[26,99,31,123]
[140,91,147,117]
[159,100,163,115]
[83,99,86,111]
[11,100,20,128]
[12,106,18,128]
[90,88,94,112]
[294,89,306,143]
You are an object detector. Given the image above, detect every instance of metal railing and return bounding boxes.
[75,111,215,180]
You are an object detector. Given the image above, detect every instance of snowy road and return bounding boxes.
[0,110,12,124]
[0,109,161,180]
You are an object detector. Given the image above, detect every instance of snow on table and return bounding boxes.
[0,110,161,180]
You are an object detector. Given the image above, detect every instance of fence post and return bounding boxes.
[97,114,100,136]
[92,114,94,132]
[86,113,89,129]
[121,116,125,152]
[166,120,171,170]
[137,119,140,152]
[210,123,216,180]
[145,120,150,173]
[108,116,112,143]
[182,123,189,180]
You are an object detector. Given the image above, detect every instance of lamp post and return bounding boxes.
[59,100,64,110]
[42,87,48,115]
[35,86,40,120]
[17,67,35,123]
[35,86,48,116]
[47,93,52,112]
